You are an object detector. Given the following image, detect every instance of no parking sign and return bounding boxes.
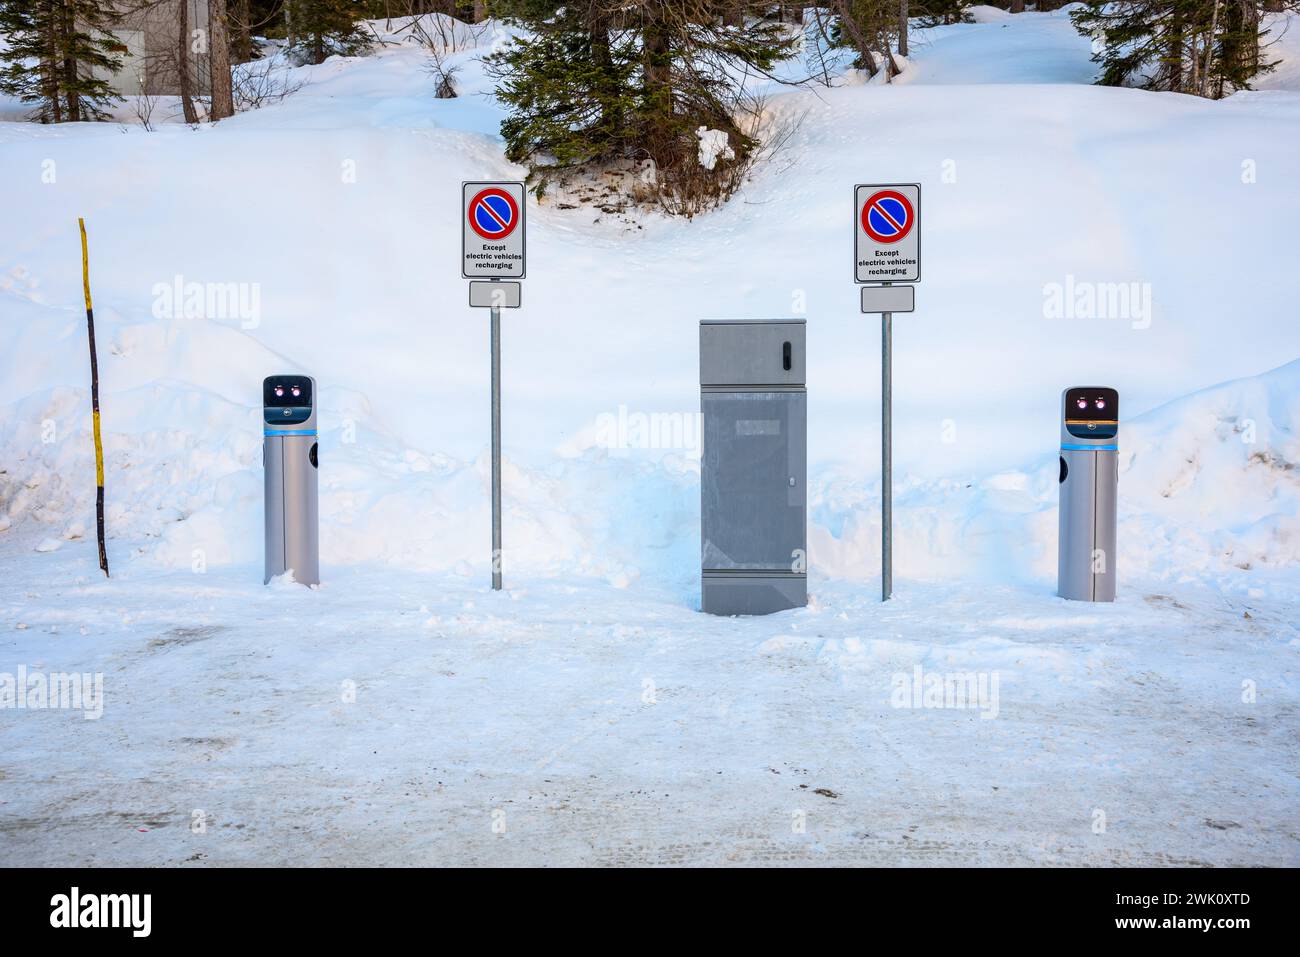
[462,181,526,279]
[855,183,920,283]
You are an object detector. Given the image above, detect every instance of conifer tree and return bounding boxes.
[822,0,907,76]
[0,0,125,122]
[914,0,972,27]
[286,0,372,65]
[488,1,798,210]
[1071,0,1285,98]
[490,1,635,171]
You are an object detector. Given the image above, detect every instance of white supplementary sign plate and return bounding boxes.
[469,281,521,309]
[861,285,915,314]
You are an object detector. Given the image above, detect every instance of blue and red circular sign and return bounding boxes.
[468,187,520,241]
[861,189,914,244]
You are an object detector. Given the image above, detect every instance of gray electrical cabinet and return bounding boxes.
[264,374,319,586]
[700,320,807,615]
[1058,386,1118,602]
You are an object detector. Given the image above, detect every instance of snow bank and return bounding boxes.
[1122,360,1300,576]
[3,350,1296,598]
[806,359,1300,590]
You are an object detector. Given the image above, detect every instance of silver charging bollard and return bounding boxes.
[1058,386,1118,602]
[263,375,319,586]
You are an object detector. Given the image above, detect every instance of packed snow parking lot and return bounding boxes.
[1,9,1298,866]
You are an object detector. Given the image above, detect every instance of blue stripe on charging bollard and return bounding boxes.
[1060,443,1117,451]
[264,429,318,437]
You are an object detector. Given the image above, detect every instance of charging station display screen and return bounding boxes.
[1064,387,1118,439]
[264,375,313,425]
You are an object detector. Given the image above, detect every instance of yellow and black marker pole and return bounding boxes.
[79,218,109,577]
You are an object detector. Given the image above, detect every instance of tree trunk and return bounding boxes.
[643,2,671,111]
[1169,7,1184,93]
[590,11,620,143]
[1249,0,1262,76]
[641,0,675,168]
[209,0,235,119]
[179,0,200,123]
[43,56,62,122]
[60,0,80,121]
[1010,0,1025,13]
[1201,0,1221,97]
[473,0,487,22]
[1227,0,1256,89]
[232,0,253,63]
[883,37,902,81]
[899,0,908,58]
[41,16,62,122]
[831,0,879,77]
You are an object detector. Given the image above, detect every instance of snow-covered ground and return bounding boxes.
[1,10,1297,865]
[3,552,1296,866]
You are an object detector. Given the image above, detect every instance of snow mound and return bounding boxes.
[2,359,1297,599]
[810,360,1300,590]
[967,5,1016,23]
[1122,359,1300,575]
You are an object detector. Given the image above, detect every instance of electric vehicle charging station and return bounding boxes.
[700,320,807,616]
[1058,386,1118,602]
[263,374,319,586]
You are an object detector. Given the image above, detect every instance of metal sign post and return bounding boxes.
[490,303,502,590]
[881,288,892,603]
[463,182,526,591]
[855,184,920,601]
